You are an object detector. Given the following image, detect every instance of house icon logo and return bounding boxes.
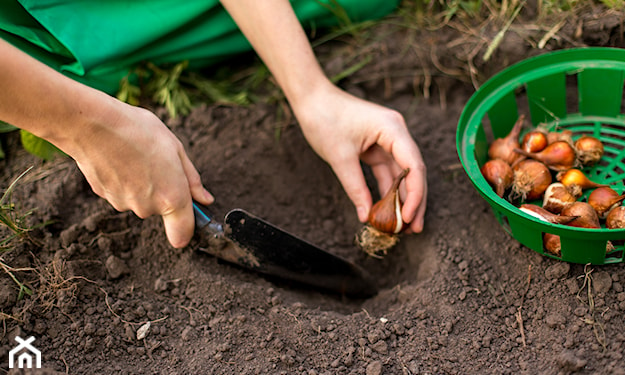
[9,336,41,369]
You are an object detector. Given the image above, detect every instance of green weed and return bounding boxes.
[440,0,484,21]
[146,61,193,119]
[538,0,580,13]
[0,167,37,244]
[185,72,251,106]
[116,75,142,106]
[313,0,380,43]
[117,61,256,119]
[600,0,625,8]
[483,0,525,61]
[0,167,41,302]
[0,261,33,301]
[316,0,355,30]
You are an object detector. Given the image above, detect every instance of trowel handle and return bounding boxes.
[193,201,224,235]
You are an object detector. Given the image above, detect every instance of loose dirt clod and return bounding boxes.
[105,255,129,279]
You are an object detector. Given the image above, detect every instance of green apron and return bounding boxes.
[0,0,399,94]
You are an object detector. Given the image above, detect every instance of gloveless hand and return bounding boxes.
[0,38,213,248]
[63,99,214,248]
[293,81,427,233]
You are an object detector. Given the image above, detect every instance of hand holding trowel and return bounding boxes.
[193,202,378,297]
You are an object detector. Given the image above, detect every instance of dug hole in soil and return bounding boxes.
[2,5,625,375]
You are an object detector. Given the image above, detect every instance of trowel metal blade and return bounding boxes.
[221,209,378,297]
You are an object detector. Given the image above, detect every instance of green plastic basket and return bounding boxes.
[457,47,625,265]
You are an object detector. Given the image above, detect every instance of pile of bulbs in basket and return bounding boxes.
[481,115,625,257]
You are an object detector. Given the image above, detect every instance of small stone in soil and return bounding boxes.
[97,236,113,252]
[154,277,168,292]
[371,340,388,354]
[557,350,587,372]
[593,271,612,294]
[545,312,566,328]
[60,223,81,247]
[366,360,383,375]
[136,322,150,340]
[181,326,196,341]
[105,255,129,279]
[545,262,570,280]
[565,278,579,295]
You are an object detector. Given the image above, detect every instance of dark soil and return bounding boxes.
[3,4,625,375]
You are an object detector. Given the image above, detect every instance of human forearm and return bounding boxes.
[219,2,427,231]
[219,0,332,107]
[0,38,117,150]
[0,38,213,247]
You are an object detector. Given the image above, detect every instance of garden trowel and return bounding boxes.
[193,202,378,297]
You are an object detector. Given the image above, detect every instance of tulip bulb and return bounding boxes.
[547,129,574,146]
[575,135,604,166]
[521,129,548,153]
[606,206,625,229]
[542,183,578,214]
[488,115,526,165]
[513,140,578,171]
[481,159,513,197]
[588,186,625,219]
[556,169,607,191]
[519,204,578,225]
[368,169,409,234]
[543,233,562,257]
[560,202,601,229]
[511,160,552,201]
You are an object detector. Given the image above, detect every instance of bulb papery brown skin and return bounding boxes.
[575,135,604,166]
[606,206,625,229]
[513,141,577,171]
[488,114,525,165]
[547,129,574,146]
[481,159,513,197]
[519,204,578,224]
[560,202,601,229]
[543,233,562,257]
[521,129,548,153]
[511,159,552,201]
[556,169,607,191]
[542,182,577,214]
[367,168,409,234]
[588,186,625,219]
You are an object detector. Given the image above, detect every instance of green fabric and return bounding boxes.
[0,0,399,94]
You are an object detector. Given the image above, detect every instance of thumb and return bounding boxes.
[162,198,195,248]
[163,153,211,248]
[331,158,372,223]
